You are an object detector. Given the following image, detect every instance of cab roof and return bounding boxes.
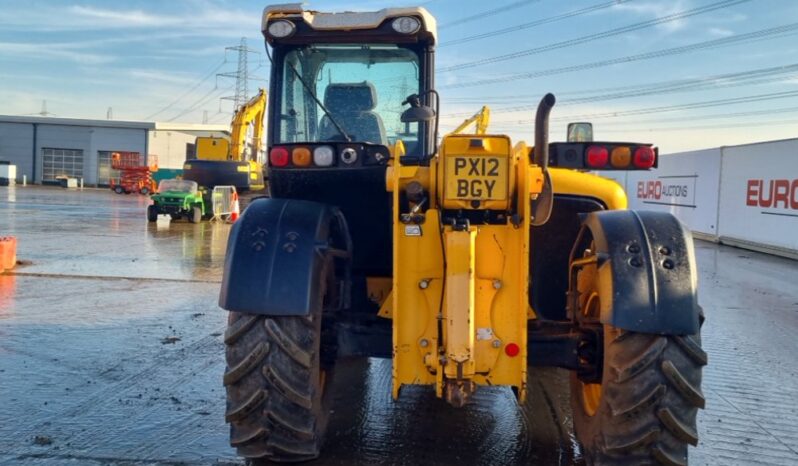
[262,3,438,45]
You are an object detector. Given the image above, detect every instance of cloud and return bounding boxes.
[69,5,176,27]
[0,41,113,65]
[0,3,258,33]
[708,27,734,37]
[612,0,692,32]
[128,69,202,85]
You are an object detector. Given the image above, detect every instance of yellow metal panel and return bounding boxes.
[390,134,533,401]
[391,151,442,398]
[443,227,477,379]
[196,137,229,161]
[471,225,527,395]
[474,278,500,373]
[392,211,442,396]
[550,168,628,210]
[378,290,394,318]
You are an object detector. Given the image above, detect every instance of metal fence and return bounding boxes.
[211,186,237,222]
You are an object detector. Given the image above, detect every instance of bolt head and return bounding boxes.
[420,339,429,348]
[418,279,429,289]
[492,339,502,348]
[492,279,502,290]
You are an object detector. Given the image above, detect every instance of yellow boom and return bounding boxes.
[230,88,267,161]
[449,106,490,135]
[195,88,267,162]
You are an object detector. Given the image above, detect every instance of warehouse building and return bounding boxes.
[0,115,228,186]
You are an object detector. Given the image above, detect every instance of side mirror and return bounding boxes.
[567,122,593,143]
[401,94,436,123]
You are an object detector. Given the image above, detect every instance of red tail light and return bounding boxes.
[505,342,520,357]
[586,145,609,168]
[633,147,656,169]
[270,147,289,167]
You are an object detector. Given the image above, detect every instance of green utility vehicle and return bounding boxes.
[147,179,205,223]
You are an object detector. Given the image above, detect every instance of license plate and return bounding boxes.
[444,155,508,200]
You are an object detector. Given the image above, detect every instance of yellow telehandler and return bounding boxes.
[219,5,705,465]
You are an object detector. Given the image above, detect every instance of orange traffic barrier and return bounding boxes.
[0,236,17,272]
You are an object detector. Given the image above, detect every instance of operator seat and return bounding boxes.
[319,82,387,145]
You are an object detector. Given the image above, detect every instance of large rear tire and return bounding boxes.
[571,253,706,466]
[223,260,335,463]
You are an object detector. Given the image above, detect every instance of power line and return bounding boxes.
[167,86,231,122]
[487,89,798,126]
[595,105,798,127]
[446,21,798,89]
[440,0,634,47]
[441,62,798,117]
[438,0,540,29]
[141,59,226,121]
[441,0,751,72]
[594,117,798,133]
[489,105,798,130]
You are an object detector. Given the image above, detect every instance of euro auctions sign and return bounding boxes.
[620,148,721,236]
[745,179,798,212]
[636,178,696,207]
[720,138,798,252]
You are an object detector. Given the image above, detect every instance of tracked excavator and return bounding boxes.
[183,89,267,204]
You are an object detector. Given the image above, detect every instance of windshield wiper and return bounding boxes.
[285,60,351,143]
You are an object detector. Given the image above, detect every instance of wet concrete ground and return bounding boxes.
[1,186,797,465]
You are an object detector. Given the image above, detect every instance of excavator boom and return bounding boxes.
[229,89,267,161]
[449,106,490,135]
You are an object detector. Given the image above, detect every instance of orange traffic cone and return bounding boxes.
[0,236,17,273]
[229,192,240,223]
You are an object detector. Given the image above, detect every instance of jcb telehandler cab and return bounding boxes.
[220,5,705,465]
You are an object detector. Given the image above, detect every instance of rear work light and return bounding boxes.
[270,147,289,167]
[586,145,609,168]
[267,20,295,38]
[392,16,421,34]
[292,147,311,167]
[634,147,656,169]
[610,146,632,168]
[313,146,334,166]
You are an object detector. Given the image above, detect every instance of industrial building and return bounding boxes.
[0,115,227,186]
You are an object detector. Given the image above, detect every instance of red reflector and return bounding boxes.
[505,342,520,357]
[586,146,609,168]
[633,147,656,169]
[270,147,289,167]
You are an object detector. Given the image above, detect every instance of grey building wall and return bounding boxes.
[0,118,224,185]
[86,127,147,184]
[34,125,146,185]
[0,123,34,182]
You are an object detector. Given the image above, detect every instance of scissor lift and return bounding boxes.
[109,152,158,195]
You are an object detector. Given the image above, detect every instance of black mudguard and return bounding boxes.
[572,210,700,335]
[219,198,344,316]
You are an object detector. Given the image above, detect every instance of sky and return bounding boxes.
[2,0,798,153]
